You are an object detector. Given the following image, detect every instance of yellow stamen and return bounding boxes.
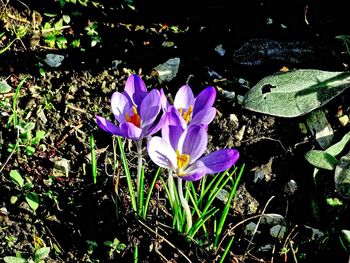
[183,105,193,123]
[176,149,190,173]
[179,107,183,116]
[178,105,193,123]
[125,106,141,128]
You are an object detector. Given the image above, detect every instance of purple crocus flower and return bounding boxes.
[96,74,163,140]
[161,84,217,128]
[147,113,239,181]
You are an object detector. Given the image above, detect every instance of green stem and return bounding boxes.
[136,139,143,215]
[177,178,192,233]
[168,171,176,204]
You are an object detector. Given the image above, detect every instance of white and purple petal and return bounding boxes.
[143,112,166,137]
[179,125,207,164]
[96,116,124,136]
[160,88,170,112]
[147,137,177,170]
[180,168,207,181]
[195,149,239,174]
[111,91,131,124]
[123,74,148,106]
[174,85,195,111]
[119,122,143,140]
[191,107,216,126]
[161,109,185,146]
[193,86,216,116]
[140,89,161,129]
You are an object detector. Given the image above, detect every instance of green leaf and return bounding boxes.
[25,192,39,211]
[304,150,338,170]
[35,130,46,140]
[243,70,350,117]
[39,67,46,77]
[326,131,350,156]
[44,34,56,48]
[10,170,24,188]
[25,146,36,155]
[3,257,26,263]
[34,247,50,262]
[0,79,12,93]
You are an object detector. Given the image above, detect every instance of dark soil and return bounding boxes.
[1,1,350,262]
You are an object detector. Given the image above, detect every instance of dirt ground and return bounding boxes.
[1,1,350,262]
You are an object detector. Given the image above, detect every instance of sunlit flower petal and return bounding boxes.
[123,74,148,106]
[191,107,216,126]
[178,125,207,163]
[96,116,124,136]
[140,89,161,129]
[194,149,240,174]
[174,84,195,111]
[160,88,170,111]
[180,168,207,181]
[111,91,131,124]
[119,122,143,140]
[161,109,185,147]
[147,137,177,169]
[193,86,216,116]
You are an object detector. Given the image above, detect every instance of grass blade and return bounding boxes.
[142,167,161,219]
[90,133,97,184]
[214,164,245,248]
[116,136,137,212]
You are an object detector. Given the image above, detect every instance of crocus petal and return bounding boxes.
[147,137,177,170]
[111,91,131,124]
[179,125,207,163]
[96,116,124,136]
[191,107,216,126]
[193,86,216,116]
[180,168,207,181]
[123,74,147,106]
[160,88,170,112]
[119,122,143,140]
[143,111,166,137]
[195,149,239,174]
[174,84,195,110]
[168,125,185,151]
[140,89,161,129]
[161,109,185,147]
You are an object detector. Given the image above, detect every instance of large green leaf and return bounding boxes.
[243,70,350,117]
[305,131,350,172]
[304,150,338,170]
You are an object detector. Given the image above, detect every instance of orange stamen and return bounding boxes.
[125,106,141,128]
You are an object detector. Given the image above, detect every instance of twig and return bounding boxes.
[242,196,275,262]
[137,219,192,263]
[0,139,17,174]
[242,136,288,153]
[216,212,282,254]
[65,104,87,114]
